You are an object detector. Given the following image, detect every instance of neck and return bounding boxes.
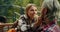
[27,15,34,20]
[30,17,34,20]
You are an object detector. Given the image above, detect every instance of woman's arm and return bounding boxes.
[11,21,18,28]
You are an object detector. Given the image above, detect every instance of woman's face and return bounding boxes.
[27,6,37,19]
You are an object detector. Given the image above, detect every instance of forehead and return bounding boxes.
[30,6,37,9]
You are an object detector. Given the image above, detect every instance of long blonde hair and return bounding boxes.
[25,4,37,15]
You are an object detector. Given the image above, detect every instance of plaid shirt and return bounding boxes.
[42,21,60,32]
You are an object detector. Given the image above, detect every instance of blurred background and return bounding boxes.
[0,0,60,23]
[0,0,60,32]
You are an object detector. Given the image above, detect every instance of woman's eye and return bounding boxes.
[30,9,37,11]
[31,9,34,11]
[35,9,37,11]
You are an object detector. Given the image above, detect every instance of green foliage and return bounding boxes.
[58,0,60,3]
[0,0,60,23]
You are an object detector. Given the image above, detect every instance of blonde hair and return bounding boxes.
[25,4,37,15]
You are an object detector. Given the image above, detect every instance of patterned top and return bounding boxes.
[17,15,37,32]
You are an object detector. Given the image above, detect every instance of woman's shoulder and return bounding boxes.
[18,14,28,22]
[20,15,27,19]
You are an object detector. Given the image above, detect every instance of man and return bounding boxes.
[40,0,60,32]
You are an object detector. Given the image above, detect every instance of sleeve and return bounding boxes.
[12,20,18,28]
[17,19,28,32]
[11,15,23,28]
[11,16,23,28]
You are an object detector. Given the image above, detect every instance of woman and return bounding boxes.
[40,0,60,32]
[11,4,39,32]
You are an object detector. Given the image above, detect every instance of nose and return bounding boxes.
[33,11,37,14]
